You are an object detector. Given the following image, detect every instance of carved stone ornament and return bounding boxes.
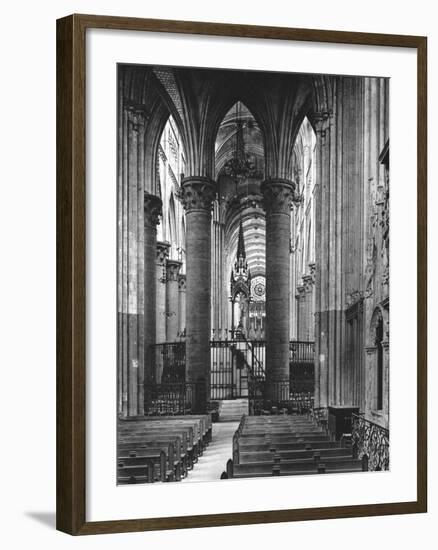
[261,178,295,215]
[177,177,216,213]
[346,290,364,307]
[166,260,182,282]
[156,241,170,265]
[295,285,306,300]
[126,102,150,133]
[302,274,314,292]
[144,192,162,227]
[178,274,187,290]
[313,111,332,141]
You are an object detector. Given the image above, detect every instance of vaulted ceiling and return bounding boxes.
[214,102,266,279]
[119,64,330,279]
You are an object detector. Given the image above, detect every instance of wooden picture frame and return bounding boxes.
[56,13,427,535]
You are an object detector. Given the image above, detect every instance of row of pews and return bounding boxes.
[224,414,367,478]
[117,414,212,484]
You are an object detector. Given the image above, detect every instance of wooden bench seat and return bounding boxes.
[239,434,331,445]
[239,447,352,464]
[117,462,155,484]
[117,414,212,483]
[239,428,325,437]
[118,450,168,482]
[229,456,364,478]
[237,440,340,453]
[119,427,194,451]
[118,442,178,480]
[225,413,365,480]
[119,415,211,444]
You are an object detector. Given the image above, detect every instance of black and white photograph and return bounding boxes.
[117,64,390,484]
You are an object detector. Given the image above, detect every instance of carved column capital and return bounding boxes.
[144,192,162,228]
[295,285,306,300]
[166,259,182,282]
[125,101,150,133]
[302,274,314,292]
[346,290,364,308]
[177,176,216,213]
[156,241,170,266]
[178,274,187,290]
[314,111,332,142]
[261,178,295,215]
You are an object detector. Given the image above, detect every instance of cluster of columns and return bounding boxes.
[143,196,187,396]
[136,175,298,413]
[295,268,316,341]
[312,79,365,410]
[177,176,295,410]
[312,76,389,431]
[154,242,186,345]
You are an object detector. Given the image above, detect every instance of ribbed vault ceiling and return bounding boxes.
[215,102,266,281]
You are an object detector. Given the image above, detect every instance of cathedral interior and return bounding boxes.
[117,65,390,483]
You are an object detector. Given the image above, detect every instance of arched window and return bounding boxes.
[157,115,186,256]
[168,193,177,257]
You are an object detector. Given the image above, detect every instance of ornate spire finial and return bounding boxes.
[231,219,251,298]
[237,219,246,260]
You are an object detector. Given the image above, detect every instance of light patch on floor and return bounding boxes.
[181,421,239,482]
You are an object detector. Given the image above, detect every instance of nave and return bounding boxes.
[117,65,390,482]
[117,407,385,484]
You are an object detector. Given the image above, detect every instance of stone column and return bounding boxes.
[313,112,330,409]
[143,193,162,411]
[295,285,306,340]
[308,263,316,341]
[127,106,139,416]
[166,260,182,342]
[261,178,295,404]
[382,339,390,429]
[178,177,216,412]
[156,242,170,344]
[178,274,187,336]
[364,346,377,417]
[302,273,315,341]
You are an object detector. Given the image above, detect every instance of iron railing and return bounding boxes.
[144,381,193,415]
[148,340,315,412]
[150,342,185,384]
[289,341,315,364]
[210,339,265,399]
[351,413,389,471]
[289,341,315,393]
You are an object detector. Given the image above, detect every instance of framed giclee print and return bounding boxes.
[56,14,427,535]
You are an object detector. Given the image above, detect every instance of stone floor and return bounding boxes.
[181,421,239,483]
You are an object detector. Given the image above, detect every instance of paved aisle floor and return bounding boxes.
[181,421,239,483]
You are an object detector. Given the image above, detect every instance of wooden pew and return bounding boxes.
[117,461,155,484]
[239,447,353,464]
[118,442,177,481]
[142,415,213,444]
[119,421,197,451]
[118,450,167,482]
[118,414,212,482]
[120,414,212,446]
[239,439,340,452]
[239,434,331,446]
[119,426,196,467]
[228,456,364,478]
[227,413,363,480]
